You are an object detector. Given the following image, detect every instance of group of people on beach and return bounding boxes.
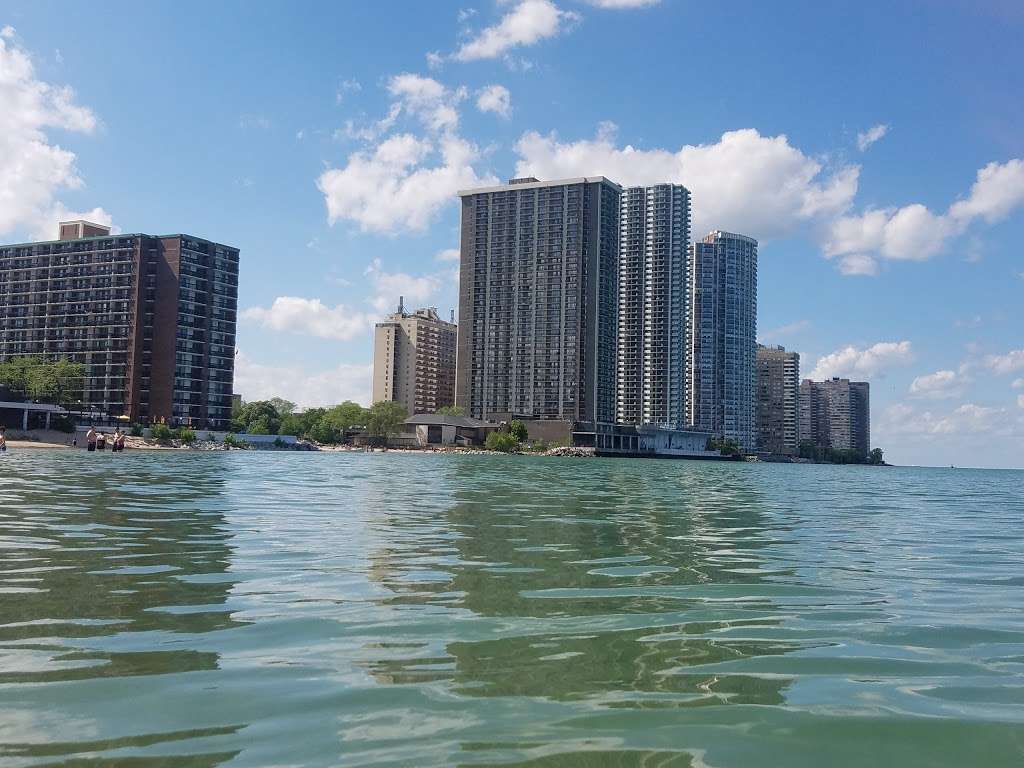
[84,426,126,453]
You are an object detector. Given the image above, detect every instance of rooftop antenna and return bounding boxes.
[398,295,404,314]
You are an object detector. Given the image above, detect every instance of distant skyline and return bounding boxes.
[1,1,1022,467]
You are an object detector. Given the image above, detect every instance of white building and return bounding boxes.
[616,184,691,428]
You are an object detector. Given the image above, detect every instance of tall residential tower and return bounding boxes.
[372,305,456,415]
[688,231,758,451]
[455,177,621,425]
[0,222,239,428]
[616,184,691,428]
[756,344,800,455]
[799,377,870,458]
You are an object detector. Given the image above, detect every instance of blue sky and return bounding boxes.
[2,0,1022,468]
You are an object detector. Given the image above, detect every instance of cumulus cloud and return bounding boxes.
[809,341,913,380]
[435,247,460,262]
[319,73,496,233]
[364,258,443,313]
[514,123,858,239]
[880,401,1020,437]
[476,84,511,118]
[856,123,889,152]
[0,29,107,239]
[837,253,879,276]
[985,348,1024,375]
[909,369,968,400]
[241,297,374,341]
[453,0,579,61]
[824,159,1024,268]
[234,351,372,409]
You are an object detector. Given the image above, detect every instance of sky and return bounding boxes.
[1,0,1022,468]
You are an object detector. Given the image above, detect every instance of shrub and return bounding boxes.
[508,420,528,442]
[176,427,196,444]
[273,436,286,448]
[129,424,144,437]
[485,431,519,453]
[224,433,248,449]
[151,423,174,441]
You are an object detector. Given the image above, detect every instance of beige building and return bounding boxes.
[372,305,456,415]
[756,345,800,455]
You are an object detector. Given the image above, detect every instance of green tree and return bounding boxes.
[365,401,408,446]
[268,397,297,416]
[0,356,84,406]
[508,419,528,442]
[436,405,465,416]
[324,401,367,433]
[868,448,884,465]
[231,400,282,435]
[485,431,519,452]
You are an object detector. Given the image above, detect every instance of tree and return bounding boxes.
[508,419,528,442]
[231,400,282,435]
[436,405,465,416]
[0,356,84,406]
[365,401,408,445]
[485,431,519,452]
[324,401,367,433]
[868,448,884,465]
[709,437,741,457]
[268,397,297,416]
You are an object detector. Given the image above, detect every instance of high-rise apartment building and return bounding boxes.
[0,222,239,428]
[687,231,758,451]
[455,177,621,425]
[616,184,691,428]
[799,378,870,458]
[372,304,456,415]
[756,344,800,455]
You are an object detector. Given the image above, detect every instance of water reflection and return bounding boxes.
[0,451,243,765]
[364,457,797,713]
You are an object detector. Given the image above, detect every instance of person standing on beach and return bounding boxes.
[96,432,106,451]
[86,426,97,452]
[0,428,6,453]
[112,429,124,453]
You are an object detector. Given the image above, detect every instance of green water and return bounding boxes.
[0,451,1022,767]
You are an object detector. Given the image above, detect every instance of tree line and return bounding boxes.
[231,397,408,444]
[0,356,85,405]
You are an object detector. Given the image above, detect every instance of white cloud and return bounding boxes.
[241,297,373,341]
[319,73,497,234]
[882,402,1017,436]
[435,248,460,262]
[856,123,889,152]
[837,254,879,276]
[0,30,105,239]
[1019,394,1024,409]
[453,0,579,62]
[809,341,913,380]
[30,203,115,242]
[364,258,443,313]
[1013,378,1024,389]
[985,349,1024,375]
[318,132,494,233]
[909,369,968,400]
[234,351,372,409]
[476,84,511,118]
[514,123,858,239]
[948,159,1024,225]
[387,73,466,133]
[759,319,809,343]
[825,159,1024,269]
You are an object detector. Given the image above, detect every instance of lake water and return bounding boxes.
[0,450,1022,767]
